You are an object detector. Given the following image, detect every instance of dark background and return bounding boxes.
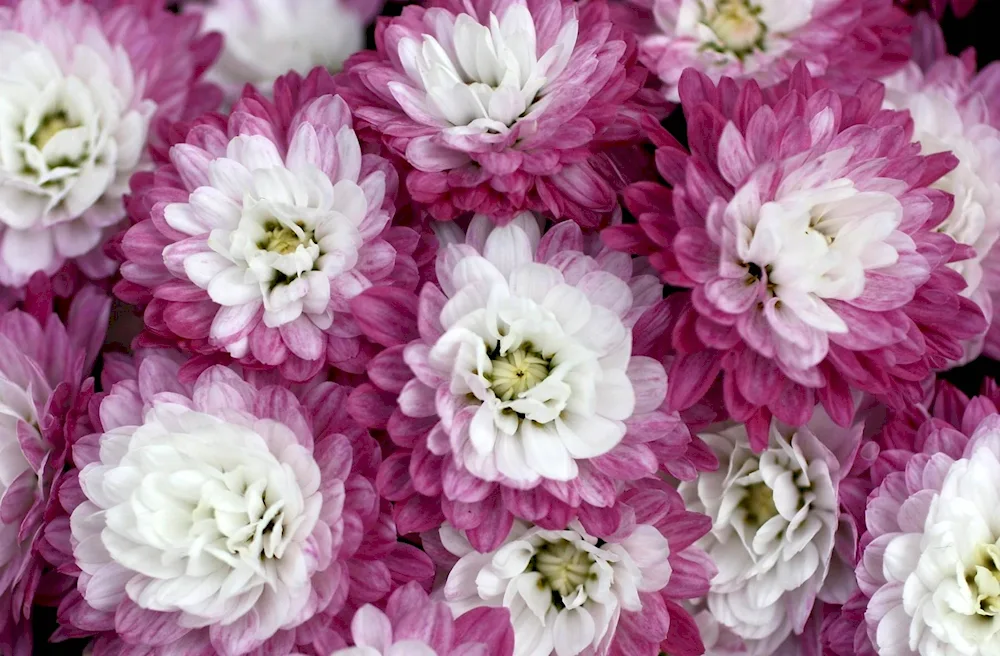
[31,0,1000,653]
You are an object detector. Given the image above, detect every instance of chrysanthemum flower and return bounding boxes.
[337,0,664,227]
[348,212,715,550]
[327,582,514,656]
[679,408,872,655]
[50,350,433,655]
[604,66,987,445]
[433,480,713,656]
[880,21,1000,365]
[631,0,911,102]
[822,381,1000,656]
[0,277,108,654]
[0,0,220,287]
[116,69,420,381]
[191,0,383,102]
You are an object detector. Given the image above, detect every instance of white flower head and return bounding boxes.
[868,419,1000,656]
[391,1,577,133]
[0,30,154,284]
[199,0,367,98]
[70,402,324,639]
[441,520,672,656]
[424,213,659,486]
[680,412,860,654]
[657,0,814,83]
[165,121,377,358]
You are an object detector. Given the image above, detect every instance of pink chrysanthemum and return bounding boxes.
[821,380,1000,656]
[323,581,515,655]
[0,276,108,655]
[880,16,1000,365]
[115,69,421,382]
[604,67,987,447]
[336,0,664,227]
[630,0,911,102]
[48,350,434,655]
[0,0,220,287]
[428,479,714,656]
[347,213,716,551]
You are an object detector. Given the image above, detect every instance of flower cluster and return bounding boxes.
[0,1,996,656]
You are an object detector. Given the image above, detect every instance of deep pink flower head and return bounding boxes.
[49,350,434,655]
[347,212,716,551]
[337,0,664,227]
[427,479,714,656]
[0,0,221,288]
[116,69,421,382]
[604,66,987,448]
[0,275,109,655]
[323,581,515,655]
[630,0,910,102]
[821,379,1000,655]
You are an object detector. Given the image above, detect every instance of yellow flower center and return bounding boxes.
[706,0,766,55]
[489,347,550,402]
[262,223,309,255]
[32,112,76,151]
[533,540,595,599]
[967,543,1000,617]
[741,482,778,527]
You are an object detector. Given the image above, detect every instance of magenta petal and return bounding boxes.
[350,287,419,347]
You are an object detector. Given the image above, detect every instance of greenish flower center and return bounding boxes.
[703,0,767,58]
[489,346,550,402]
[31,111,77,151]
[741,482,778,527]
[966,543,1000,617]
[530,539,596,608]
[260,221,311,255]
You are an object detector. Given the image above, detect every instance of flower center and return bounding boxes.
[489,345,550,401]
[260,221,311,256]
[531,539,596,604]
[964,543,1000,617]
[740,481,778,527]
[30,111,78,152]
[704,0,766,56]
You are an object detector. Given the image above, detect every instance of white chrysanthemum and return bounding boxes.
[725,173,904,343]
[680,416,857,655]
[425,214,646,485]
[391,3,577,132]
[70,403,322,636]
[669,0,812,59]
[0,32,153,284]
[871,433,1000,656]
[165,130,373,357]
[199,0,366,98]
[441,520,671,656]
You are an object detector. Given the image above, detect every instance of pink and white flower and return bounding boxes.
[632,0,911,101]
[0,277,108,655]
[348,213,715,551]
[822,384,1000,656]
[192,0,383,102]
[116,69,419,381]
[680,408,868,655]
[881,22,1000,364]
[0,0,220,287]
[51,351,433,655]
[434,481,713,656]
[337,0,664,226]
[603,67,987,445]
[329,582,515,656]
